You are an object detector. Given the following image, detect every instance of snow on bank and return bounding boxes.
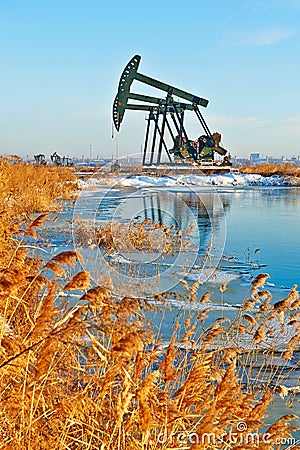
[79,172,297,189]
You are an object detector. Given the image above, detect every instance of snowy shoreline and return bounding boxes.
[79,172,300,189]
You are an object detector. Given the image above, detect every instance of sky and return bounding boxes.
[1,0,300,160]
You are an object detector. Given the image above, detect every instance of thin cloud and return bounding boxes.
[215,114,300,131]
[261,0,300,9]
[207,115,272,128]
[280,115,300,134]
[224,28,296,46]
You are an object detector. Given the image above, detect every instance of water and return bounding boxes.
[44,185,300,329]
[220,187,300,285]
[44,186,300,294]
[42,185,300,331]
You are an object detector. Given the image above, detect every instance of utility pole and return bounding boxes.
[90,144,92,160]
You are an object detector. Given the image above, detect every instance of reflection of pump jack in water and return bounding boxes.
[112,55,231,168]
[140,192,220,250]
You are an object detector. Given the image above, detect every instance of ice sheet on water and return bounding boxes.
[58,292,81,298]
[149,298,241,311]
[184,268,241,284]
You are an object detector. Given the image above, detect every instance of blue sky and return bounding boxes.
[1,0,300,159]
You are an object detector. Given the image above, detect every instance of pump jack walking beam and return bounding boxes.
[113,55,208,132]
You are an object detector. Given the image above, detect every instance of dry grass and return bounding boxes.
[0,160,299,449]
[239,163,300,178]
[76,218,191,257]
[0,157,78,217]
[0,158,77,269]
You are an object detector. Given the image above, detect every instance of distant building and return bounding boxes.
[250,153,260,164]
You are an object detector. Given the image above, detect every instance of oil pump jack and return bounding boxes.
[113,55,230,168]
[50,152,73,166]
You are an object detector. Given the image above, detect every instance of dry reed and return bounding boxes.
[239,162,300,179]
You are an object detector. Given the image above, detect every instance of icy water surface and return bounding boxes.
[40,185,300,325]
[41,185,300,324]
[77,186,300,295]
